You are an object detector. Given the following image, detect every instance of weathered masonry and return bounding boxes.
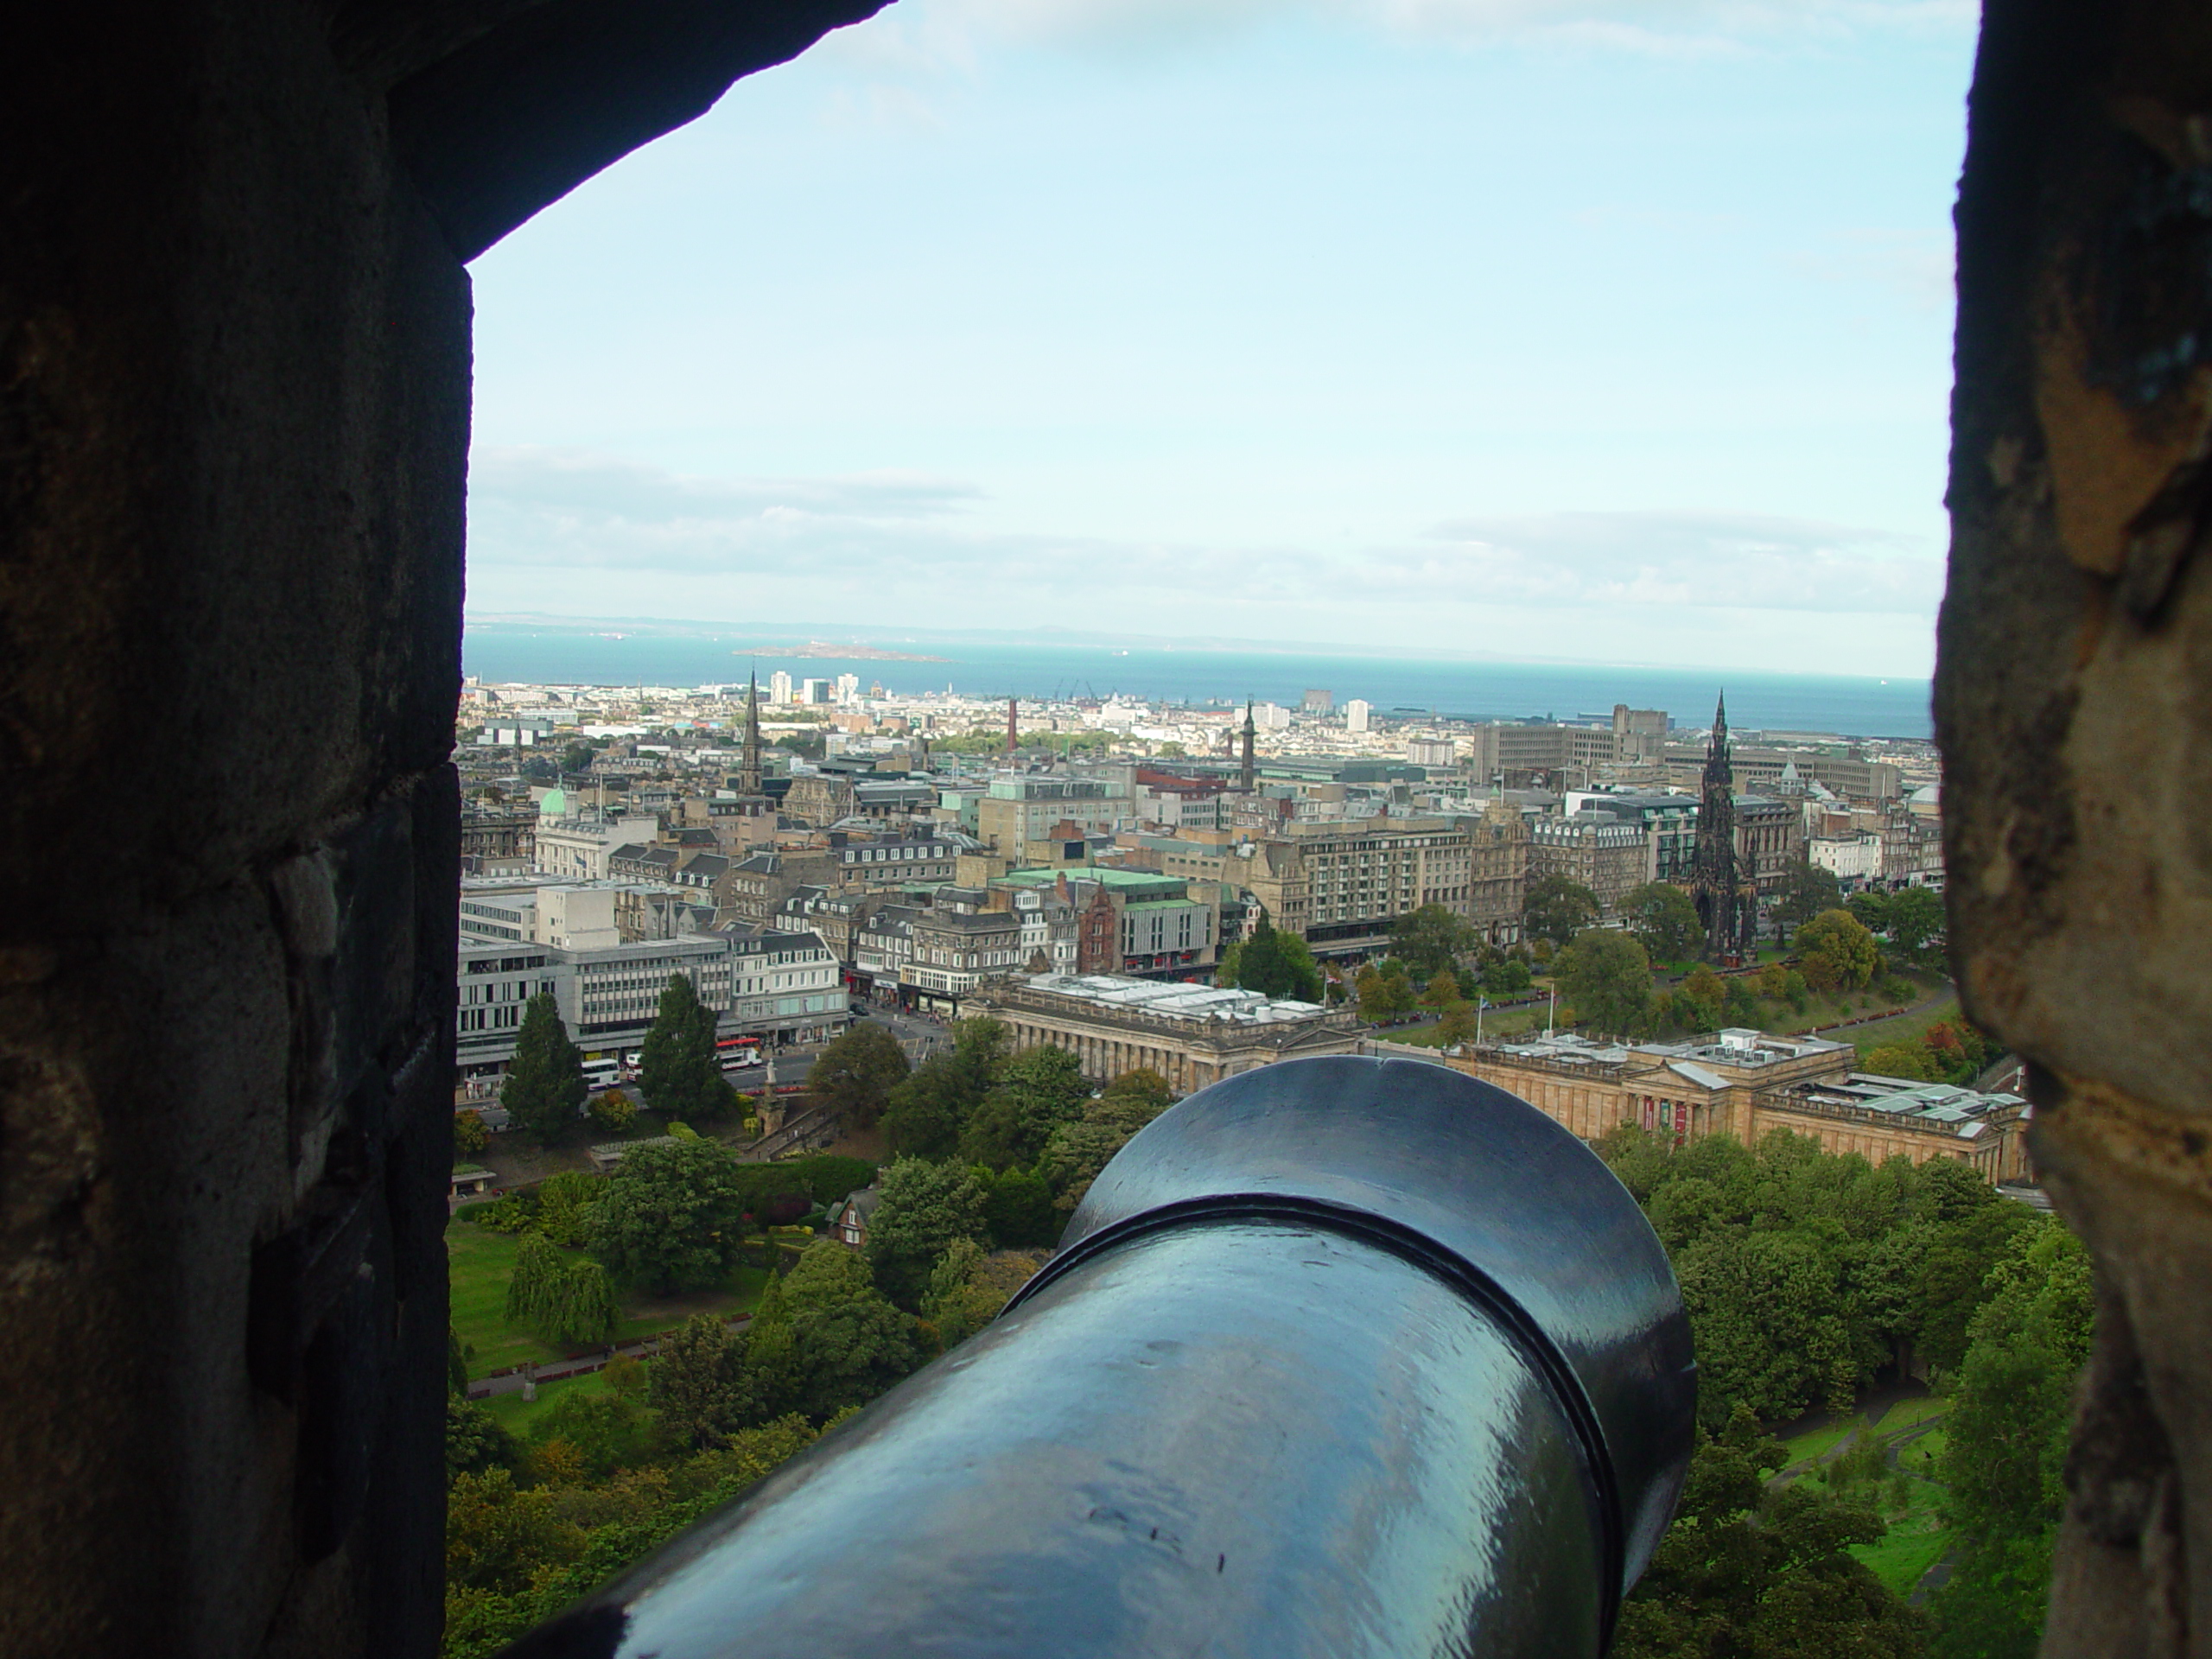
[8,0,2212,1654]
[1446,1030,2031,1185]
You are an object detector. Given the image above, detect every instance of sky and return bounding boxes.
[464,0,1980,679]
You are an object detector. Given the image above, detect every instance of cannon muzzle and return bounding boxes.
[505,1055,1695,1658]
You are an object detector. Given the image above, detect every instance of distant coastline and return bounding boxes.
[463,622,1935,740]
[728,641,950,664]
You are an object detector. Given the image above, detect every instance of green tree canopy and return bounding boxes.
[1040,1067,1178,1212]
[504,1232,619,1346]
[588,1139,748,1294]
[1523,874,1602,948]
[805,1020,911,1128]
[978,1164,1059,1249]
[959,1045,1091,1170]
[1389,904,1479,980]
[651,1313,747,1451]
[1774,859,1844,941]
[1227,919,1324,1001]
[1621,882,1704,966]
[923,1241,1051,1352]
[783,1238,920,1418]
[1796,908,1882,993]
[501,991,588,1144]
[865,1156,991,1309]
[1482,957,1533,997]
[638,972,734,1122]
[1555,928,1653,1035]
[1927,1222,2093,1659]
[1617,1404,1925,1659]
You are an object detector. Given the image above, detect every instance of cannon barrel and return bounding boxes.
[504,1055,1696,1659]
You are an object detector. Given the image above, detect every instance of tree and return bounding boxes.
[588,1139,749,1293]
[1227,919,1324,1001]
[503,1232,617,1345]
[1621,882,1703,966]
[638,972,734,1122]
[1617,1404,1925,1659]
[1436,999,1478,1046]
[1680,965,1726,1030]
[924,1241,1050,1351]
[502,991,588,1143]
[1482,957,1533,997]
[652,1313,747,1450]
[1774,860,1844,942]
[446,1395,520,1478]
[1523,874,1601,948]
[1928,1223,2093,1659]
[1863,1042,1938,1081]
[979,1165,1059,1249]
[1041,1068,1177,1212]
[1796,908,1881,993]
[806,1021,911,1128]
[1354,963,1415,1024]
[880,1052,975,1159]
[529,1386,653,1478]
[783,1238,920,1418]
[454,1108,491,1158]
[1554,928,1653,1036]
[586,1090,636,1135]
[866,1156,990,1309]
[959,1045,1090,1171]
[1389,904,1479,980]
[1885,887,1947,966]
[534,1171,604,1248]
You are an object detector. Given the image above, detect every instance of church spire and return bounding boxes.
[740,666,763,796]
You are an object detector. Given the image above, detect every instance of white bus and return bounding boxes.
[581,1057,620,1092]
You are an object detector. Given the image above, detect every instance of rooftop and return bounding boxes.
[1016,973,1329,1026]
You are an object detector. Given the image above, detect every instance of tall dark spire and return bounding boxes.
[740,667,763,796]
[1692,691,1745,963]
[1240,700,1257,792]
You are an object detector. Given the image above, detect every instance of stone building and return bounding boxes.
[1232,814,1487,956]
[965,974,1363,1094]
[1466,799,1532,944]
[1447,1028,2029,1185]
[1529,815,1648,918]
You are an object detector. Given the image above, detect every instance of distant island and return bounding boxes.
[729,640,950,663]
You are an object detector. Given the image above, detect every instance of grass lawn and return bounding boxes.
[480,1367,618,1438]
[448,1220,769,1379]
[1847,1000,1964,1060]
[1782,1416,1866,1469]
[1851,1491,1955,1596]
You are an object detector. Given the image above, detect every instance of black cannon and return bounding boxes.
[505,1055,1695,1659]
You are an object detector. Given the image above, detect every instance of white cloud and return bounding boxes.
[1421,508,1942,613]
[471,448,1939,622]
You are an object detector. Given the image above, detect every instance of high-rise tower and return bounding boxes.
[1692,693,1746,962]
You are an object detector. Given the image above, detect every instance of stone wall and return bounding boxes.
[0,2,880,1654]
[1942,1,2212,1647]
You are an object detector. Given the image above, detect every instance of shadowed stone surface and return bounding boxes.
[1942,1,2212,1649]
[0,3,878,1653]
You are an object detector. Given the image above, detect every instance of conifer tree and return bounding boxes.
[502,991,587,1143]
[639,972,732,1122]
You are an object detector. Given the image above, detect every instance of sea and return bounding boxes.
[462,623,1935,741]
